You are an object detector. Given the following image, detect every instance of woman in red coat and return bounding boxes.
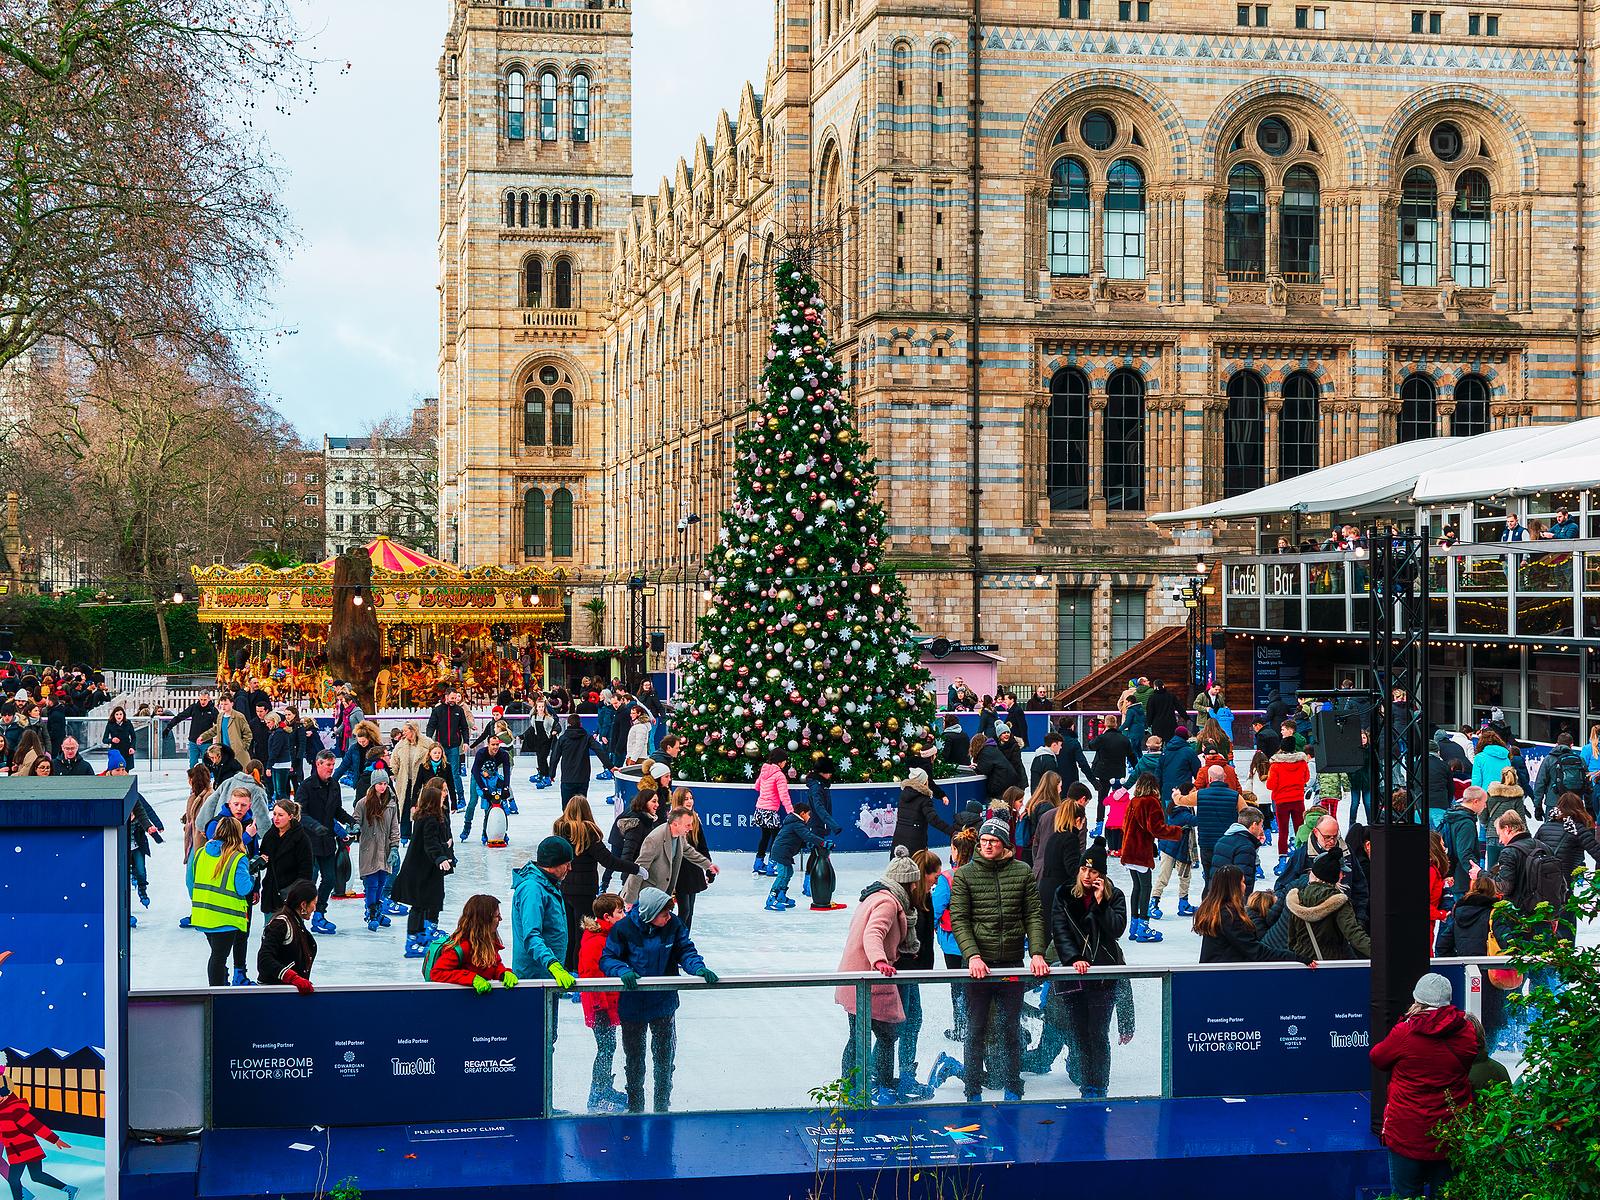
[1265,748,1312,866]
[1119,772,1192,944]
[1370,972,1477,1198]
[0,1061,75,1200]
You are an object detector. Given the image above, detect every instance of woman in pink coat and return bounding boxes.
[753,748,795,876]
[835,849,924,1103]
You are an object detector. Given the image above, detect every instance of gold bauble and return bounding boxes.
[887,717,900,731]
[830,725,845,738]
[792,622,807,636]
[766,417,779,429]
[795,556,810,570]
[838,430,853,442]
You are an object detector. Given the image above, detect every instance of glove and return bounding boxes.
[283,969,314,996]
[620,970,641,990]
[694,967,719,985]
[822,840,835,852]
[549,963,576,990]
[502,971,519,989]
[472,975,492,995]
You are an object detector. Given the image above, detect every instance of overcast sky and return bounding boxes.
[255,1,774,442]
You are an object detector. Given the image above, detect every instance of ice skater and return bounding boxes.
[0,1053,79,1200]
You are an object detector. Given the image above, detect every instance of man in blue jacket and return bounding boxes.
[1192,765,1243,886]
[1157,729,1201,800]
[512,836,576,987]
[1211,807,1268,880]
[600,886,718,1113]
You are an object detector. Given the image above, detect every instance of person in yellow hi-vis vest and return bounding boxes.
[188,815,255,986]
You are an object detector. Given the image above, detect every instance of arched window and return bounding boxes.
[1452,170,1492,288]
[1224,371,1266,498]
[572,72,591,143]
[1104,159,1146,279]
[552,388,574,446]
[1047,158,1090,277]
[518,193,529,228]
[551,488,574,557]
[1281,165,1320,282]
[539,70,558,141]
[504,193,516,227]
[1048,368,1089,511]
[583,195,594,228]
[554,259,574,309]
[523,387,546,446]
[1224,164,1266,280]
[550,193,561,229]
[523,489,546,557]
[506,70,526,140]
[524,257,542,308]
[1104,370,1146,511]
[569,194,580,227]
[1400,168,1439,287]
[1280,372,1320,479]
[1453,374,1491,436]
[537,194,548,227]
[1399,375,1437,442]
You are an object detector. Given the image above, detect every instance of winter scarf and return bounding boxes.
[879,879,920,959]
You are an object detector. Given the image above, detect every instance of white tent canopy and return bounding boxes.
[1412,417,1600,503]
[1153,420,1579,524]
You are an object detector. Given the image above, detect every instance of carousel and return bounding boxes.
[191,537,568,708]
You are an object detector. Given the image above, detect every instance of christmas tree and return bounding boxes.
[672,257,937,783]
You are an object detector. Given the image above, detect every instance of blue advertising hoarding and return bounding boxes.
[1170,965,1466,1098]
[1253,643,1305,709]
[210,988,545,1128]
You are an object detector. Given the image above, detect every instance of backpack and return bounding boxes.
[1518,841,1569,914]
[1555,751,1590,797]
[421,935,457,982]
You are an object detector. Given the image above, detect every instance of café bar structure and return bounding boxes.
[1156,418,1600,743]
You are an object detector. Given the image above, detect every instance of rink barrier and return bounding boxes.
[126,957,1505,1136]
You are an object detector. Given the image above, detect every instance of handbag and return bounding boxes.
[1485,914,1525,990]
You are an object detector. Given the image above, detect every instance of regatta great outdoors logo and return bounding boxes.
[391,1057,436,1077]
[464,1057,517,1074]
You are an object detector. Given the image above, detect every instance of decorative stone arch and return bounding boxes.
[1019,70,1187,178]
[1200,77,1365,184]
[1038,347,1162,394]
[1219,357,1337,393]
[1377,86,1539,191]
[510,351,591,453]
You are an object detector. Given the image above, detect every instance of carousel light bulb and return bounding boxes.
[352,593,364,607]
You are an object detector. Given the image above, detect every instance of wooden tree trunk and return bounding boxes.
[327,549,381,712]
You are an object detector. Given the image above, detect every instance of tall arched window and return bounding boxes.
[523,387,547,446]
[518,193,529,228]
[550,193,562,229]
[506,70,526,140]
[572,72,591,143]
[1104,159,1146,279]
[552,388,574,446]
[1047,158,1090,277]
[1048,367,1089,511]
[554,259,574,309]
[538,194,548,227]
[539,70,558,141]
[569,194,580,227]
[504,193,516,227]
[1104,370,1146,511]
[1281,165,1320,281]
[524,257,542,308]
[1280,372,1320,479]
[551,488,574,557]
[523,489,546,557]
[1452,170,1492,288]
[932,42,951,160]
[1224,164,1266,280]
[1399,374,1437,442]
[1400,168,1439,286]
[1453,374,1491,436]
[583,195,594,228]
[1224,371,1266,497]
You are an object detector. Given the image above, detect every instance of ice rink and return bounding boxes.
[120,747,1543,1112]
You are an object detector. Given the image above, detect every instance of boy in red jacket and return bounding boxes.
[580,894,627,1113]
[0,1054,78,1200]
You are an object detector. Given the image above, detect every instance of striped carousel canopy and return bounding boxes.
[318,536,451,574]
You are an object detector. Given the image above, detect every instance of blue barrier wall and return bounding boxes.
[612,771,987,853]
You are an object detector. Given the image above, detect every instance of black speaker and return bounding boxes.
[1312,707,1366,772]
[1211,631,1227,649]
[649,631,665,654]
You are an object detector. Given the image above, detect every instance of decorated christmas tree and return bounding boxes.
[672,257,937,783]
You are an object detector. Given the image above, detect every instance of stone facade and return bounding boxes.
[439,0,1588,686]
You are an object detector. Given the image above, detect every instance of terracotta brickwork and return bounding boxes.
[440,0,1589,684]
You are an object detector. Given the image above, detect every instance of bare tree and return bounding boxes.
[363,404,440,555]
[0,0,317,372]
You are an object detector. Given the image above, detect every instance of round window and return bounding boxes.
[1256,116,1293,156]
[1430,121,1463,162]
[539,366,560,385]
[1079,109,1117,151]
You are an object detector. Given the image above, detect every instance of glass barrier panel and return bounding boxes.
[1427,597,1450,636]
[1307,560,1344,597]
[1516,549,1574,595]
[1261,560,1303,599]
[1225,562,1261,598]
[1427,553,1448,595]
[1457,553,1508,593]
[1263,599,1302,632]
[1350,596,1371,633]
[1306,599,1347,632]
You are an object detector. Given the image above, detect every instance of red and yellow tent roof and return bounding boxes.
[316,536,450,574]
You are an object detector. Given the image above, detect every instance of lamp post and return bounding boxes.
[1173,556,1212,696]
[676,513,700,646]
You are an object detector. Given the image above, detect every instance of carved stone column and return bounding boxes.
[1089,392,1108,528]
[1264,398,1284,484]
